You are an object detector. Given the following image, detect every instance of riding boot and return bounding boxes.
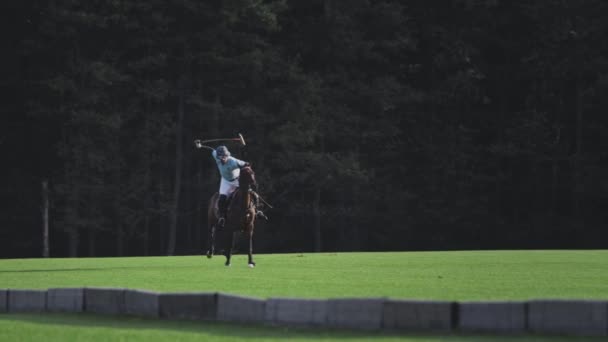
[217,194,228,227]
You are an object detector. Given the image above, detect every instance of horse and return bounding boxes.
[206,166,257,267]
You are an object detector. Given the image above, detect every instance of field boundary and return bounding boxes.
[1,288,607,337]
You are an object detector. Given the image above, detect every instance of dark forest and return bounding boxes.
[1,0,607,258]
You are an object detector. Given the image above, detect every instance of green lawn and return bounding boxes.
[0,313,604,342]
[1,251,607,342]
[1,250,607,300]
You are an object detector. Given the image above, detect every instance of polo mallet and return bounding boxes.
[194,133,246,150]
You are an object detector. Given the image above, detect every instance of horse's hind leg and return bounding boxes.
[206,225,216,259]
[247,231,255,268]
[223,230,233,266]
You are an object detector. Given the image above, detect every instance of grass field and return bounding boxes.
[2,250,608,341]
[1,250,608,300]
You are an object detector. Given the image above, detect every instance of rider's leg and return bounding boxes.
[218,178,239,227]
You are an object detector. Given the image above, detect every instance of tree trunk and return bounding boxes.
[167,81,185,255]
[313,188,322,252]
[551,126,561,215]
[68,229,79,257]
[116,224,124,256]
[159,172,166,254]
[144,215,150,256]
[88,230,96,257]
[572,75,583,224]
[42,179,50,258]
[195,156,203,253]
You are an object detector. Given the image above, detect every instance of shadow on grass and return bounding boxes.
[0,313,604,342]
[0,265,197,273]
[0,268,112,273]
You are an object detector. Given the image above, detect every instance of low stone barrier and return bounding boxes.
[84,288,126,315]
[47,288,84,313]
[528,300,608,336]
[458,301,526,333]
[265,297,327,326]
[1,288,608,337]
[7,289,47,313]
[125,289,160,318]
[0,289,8,313]
[218,293,265,323]
[326,298,385,330]
[158,292,217,321]
[383,299,454,331]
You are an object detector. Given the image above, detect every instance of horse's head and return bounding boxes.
[239,165,257,190]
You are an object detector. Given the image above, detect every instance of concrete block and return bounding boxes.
[159,292,217,321]
[217,293,265,323]
[84,288,126,315]
[265,298,328,326]
[47,288,84,313]
[0,289,8,313]
[8,289,47,313]
[383,300,454,331]
[528,300,608,336]
[327,298,384,330]
[124,290,160,318]
[459,301,526,333]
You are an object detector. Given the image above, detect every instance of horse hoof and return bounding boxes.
[225,262,231,267]
[248,263,255,268]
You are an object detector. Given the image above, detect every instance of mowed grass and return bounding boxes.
[1,250,607,300]
[1,251,608,342]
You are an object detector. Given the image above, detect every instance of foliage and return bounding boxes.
[1,0,607,257]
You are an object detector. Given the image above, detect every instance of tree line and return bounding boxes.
[1,0,607,258]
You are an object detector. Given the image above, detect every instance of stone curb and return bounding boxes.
[265,297,327,327]
[158,292,217,321]
[383,299,454,331]
[528,299,608,336]
[7,289,47,313]
[125,289,160,318]
[0,289,7,313]
[458,301,526,333]
[84,287,126,315]
[326,297,385,330]
[47,288,84,313]
[218,293,265,323]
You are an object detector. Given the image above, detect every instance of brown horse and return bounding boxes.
[206,166,257,267]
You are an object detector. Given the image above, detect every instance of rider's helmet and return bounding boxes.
[216,145,231,159]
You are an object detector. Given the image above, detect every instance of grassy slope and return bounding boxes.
[1,250,607,300]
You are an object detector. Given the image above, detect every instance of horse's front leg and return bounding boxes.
[223,230,233,266]
[206,225,215,259]
[224,251,231,266]
[247,230,255,268]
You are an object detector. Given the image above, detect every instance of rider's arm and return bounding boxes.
[234,158,248,168]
